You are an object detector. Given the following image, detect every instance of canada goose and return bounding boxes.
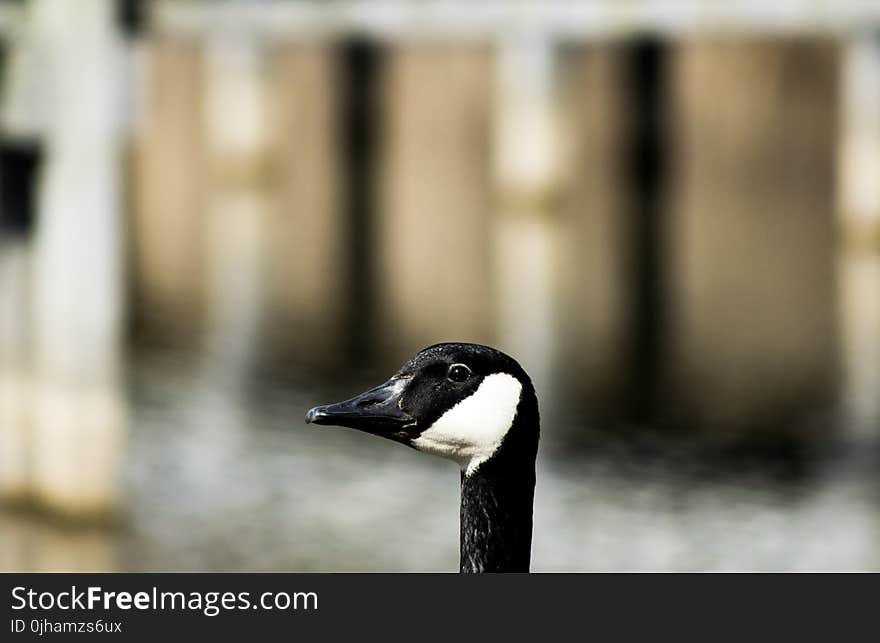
[306,342,539,573]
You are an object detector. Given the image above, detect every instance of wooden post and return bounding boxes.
[261,44,347,372]
[556,45,639,420]
[377,45,494,366]
[664,40,839,437]
[132,39,207,345]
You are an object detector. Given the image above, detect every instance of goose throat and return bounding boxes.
[411,373,523,475]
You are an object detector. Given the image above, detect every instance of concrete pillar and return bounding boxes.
[493,37,560,401]
[377,45,494,366]
[27,0,126,515]
[0,515,117,571]
[199,38,269,382]
[0,239,30,500]
[664,40,839,437]
[838,33,880,439]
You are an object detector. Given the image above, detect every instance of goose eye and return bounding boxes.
[447,363,471,383]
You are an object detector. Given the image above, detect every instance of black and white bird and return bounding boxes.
[305,343,539,573]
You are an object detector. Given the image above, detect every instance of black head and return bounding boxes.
[306,343,539,474]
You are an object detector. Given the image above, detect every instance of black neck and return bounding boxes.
[458,399,539,573]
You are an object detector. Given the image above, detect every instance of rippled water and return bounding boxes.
[2,350,879,572]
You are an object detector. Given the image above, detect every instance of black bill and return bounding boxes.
[305,377,415,440]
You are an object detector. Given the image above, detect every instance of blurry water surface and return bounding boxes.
[3,347,878,572]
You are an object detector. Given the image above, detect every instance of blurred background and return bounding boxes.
[1,0,879,571]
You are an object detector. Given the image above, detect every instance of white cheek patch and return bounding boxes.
[411,373,522,476]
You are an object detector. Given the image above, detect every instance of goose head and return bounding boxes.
[306,342,538,476]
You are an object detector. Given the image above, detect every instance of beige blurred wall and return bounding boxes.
[132,40,347,370]
[555,40,840,436]
[129,35,844,436]
[135,42,495,372]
